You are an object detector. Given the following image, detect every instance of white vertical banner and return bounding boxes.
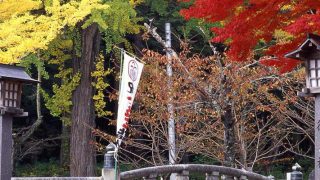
[116,52,144,147]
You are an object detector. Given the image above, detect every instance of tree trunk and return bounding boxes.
[222,104,236,168]
[220,71,236,168]
[70,22,100,176]
[237,122,248,170]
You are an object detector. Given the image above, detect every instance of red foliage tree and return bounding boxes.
[180,0,320,72]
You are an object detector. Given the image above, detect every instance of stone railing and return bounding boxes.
[120,164,270,180]
[12,178,101,180]
[11,145,306,180]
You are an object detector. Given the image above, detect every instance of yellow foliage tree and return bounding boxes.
[0,0,140,176]
[0,0,109,64]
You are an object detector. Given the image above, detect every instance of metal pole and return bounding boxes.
[315,95,320,179]
[0,113,13,180]
[165,22,176,180]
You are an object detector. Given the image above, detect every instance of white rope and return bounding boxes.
[113,45,146,64]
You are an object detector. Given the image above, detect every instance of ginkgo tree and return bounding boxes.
[0,0,139,176]
[0,0,110,63]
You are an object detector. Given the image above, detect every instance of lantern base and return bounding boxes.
[297,88,320,97]
[298,91,315,97]
[0,107,26,116]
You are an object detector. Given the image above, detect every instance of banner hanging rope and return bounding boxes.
[113,45,146,64]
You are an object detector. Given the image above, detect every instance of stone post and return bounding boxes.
[0,113,13,180]
[221,175,234,180]
[102,143,118,180]
[267,175,275,180]
[315,95,320,178]
[206,171,219,180]
[240,175,248,180]
[308,169,314,180]
[176,170,189,180]
[287,163,303,180]
[144,174,157,180]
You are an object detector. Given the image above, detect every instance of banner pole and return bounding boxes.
[119,48,124,96]
[114,49,123,180]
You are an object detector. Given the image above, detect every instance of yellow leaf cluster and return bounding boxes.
[43,72,81,125]
[129,0,143,6]
[280,4,292,11]
[0,0,41,21]
[0,0,110,64]
[92,54,112,117]
[274,29,294,45]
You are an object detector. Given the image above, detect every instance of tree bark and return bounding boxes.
[70,22,101,176]
[222,104,236,168]
[220,66,236,168]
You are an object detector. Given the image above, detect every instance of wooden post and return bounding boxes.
[206,171,219,180]
[0,113,13,180]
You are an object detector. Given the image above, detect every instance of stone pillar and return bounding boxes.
[0,113,13,180]
[290,163,303,180]
[102,143,118,180]
[315,95,320,179]
[176,170,189,180]
[144,174,157,180]
[308,169,314,180]
[206,171,219,180]
[240,175,248,180]
[267,175,275,180]
[221,175,234,180]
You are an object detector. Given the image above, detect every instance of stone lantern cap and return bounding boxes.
[285,33,320,60]
[0,64,37,83]
[106,143,116,152]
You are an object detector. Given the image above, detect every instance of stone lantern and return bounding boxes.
[285,33,320,179]
[285,33,320,95]
[0,64,37,180]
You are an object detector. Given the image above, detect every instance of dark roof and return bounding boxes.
[308,33,320,44]
[0,64,37,83]
[285,33,320,60]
